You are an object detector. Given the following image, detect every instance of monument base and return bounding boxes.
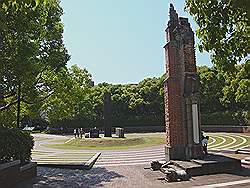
[165,145,203,161]
[104,128,112,137]
[170,153,241,176]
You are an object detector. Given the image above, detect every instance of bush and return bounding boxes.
[201,112,239,125]
[112,115,164,127]
[0,127,34,164]
[50,115,164,130]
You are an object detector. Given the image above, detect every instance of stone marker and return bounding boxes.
[163,3,203,161]
[89,128,99,138]
[115,127,124,138]
[103,92,112,137]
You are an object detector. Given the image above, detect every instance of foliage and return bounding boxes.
[201,112,239,125]
[221,61,250,109]
[197,66,225,113]
[46,63,249,128]
[185,0,249,71]
[0,106,16,127]
[46,74,166,128]
[41,65,94,123]
[0,126,34,164]
[0,0,70,126]
[198,63,249,125]
[2,0,248,130]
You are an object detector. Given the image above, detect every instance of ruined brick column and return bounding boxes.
[164,4,203,161]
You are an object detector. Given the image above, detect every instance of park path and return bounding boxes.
[94,145,165,167]
[32,133,165,166]
[32,134,96,164]
[15,133,250,188]
[31,133,250,167]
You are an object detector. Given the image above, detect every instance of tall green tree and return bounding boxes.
[0,0,70,127]
[42,65,94,124]
[221,61,250,124]
[197,66,225,113]
[185,0,249,71]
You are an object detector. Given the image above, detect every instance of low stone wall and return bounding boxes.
[201,125,250,133]
[122,126,165,133]
[51,125,250,134]
[113,125,250,133]
[0,160,37,187]
[0,160,20,187]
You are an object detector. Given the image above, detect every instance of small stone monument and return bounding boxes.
[103,92,112,137]
[89,127,99,138]
[164,3,203,161]
[115,127,124,138]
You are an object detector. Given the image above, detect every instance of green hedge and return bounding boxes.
[50,115,164,129]
[49,112,246,130]
[0,127,34,164]
[201,112,239,125]
[112,115,164,127]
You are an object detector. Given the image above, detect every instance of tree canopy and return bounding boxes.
[0,0,70,126]
[1,0,249,128]
[185,0,249,71]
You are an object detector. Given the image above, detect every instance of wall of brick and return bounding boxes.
[164,4,203,160]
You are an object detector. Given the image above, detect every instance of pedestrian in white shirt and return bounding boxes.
[73,128,77,138]
[201,136,209,155]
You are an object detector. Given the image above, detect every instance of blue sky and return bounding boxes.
[60,0,212,84]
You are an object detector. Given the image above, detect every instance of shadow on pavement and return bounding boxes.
[229,166,250,177]
[14,166,124,188]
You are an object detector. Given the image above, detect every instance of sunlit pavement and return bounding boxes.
[16,133,250,188]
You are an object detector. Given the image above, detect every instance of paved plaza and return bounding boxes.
[13,133,250,187]
[16,163,250,188]
[31,133,250,167]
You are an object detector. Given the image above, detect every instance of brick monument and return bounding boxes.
[164,4,203,161]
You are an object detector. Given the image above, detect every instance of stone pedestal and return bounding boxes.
[170,154,241,176]
[115,127,124,138]
[165,145,203,161]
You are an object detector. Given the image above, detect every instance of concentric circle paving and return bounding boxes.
[31,133,250,167]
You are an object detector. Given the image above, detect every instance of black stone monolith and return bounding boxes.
[104,92,112,137]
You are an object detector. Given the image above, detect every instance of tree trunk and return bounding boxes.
[16,84,21,128]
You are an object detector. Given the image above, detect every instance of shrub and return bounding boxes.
[50,115,164,130]
[201,112,239,125]
[0,127,34,164]
[112,115,164,127]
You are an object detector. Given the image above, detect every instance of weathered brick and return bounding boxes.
[163,4,203,160]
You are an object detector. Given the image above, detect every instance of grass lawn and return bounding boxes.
[33,137,50,141]
[40,132,249,151]
[43,133,165,150]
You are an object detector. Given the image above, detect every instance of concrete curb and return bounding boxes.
[85,152,101,170]
[236,149,250,155]
[37,152,101,170]
[241,160,250,165]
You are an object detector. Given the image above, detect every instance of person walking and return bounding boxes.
[73,128,77,138]
[80,128,84,139]
[201,136,209,155]
[76,128,80,138]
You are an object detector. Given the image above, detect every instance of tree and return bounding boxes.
[0,0,70,127]
[221,61,249,124]
[185,0,249,71]
[197,66,225,113]
[197,63,249,125]
[42,65,94,124]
